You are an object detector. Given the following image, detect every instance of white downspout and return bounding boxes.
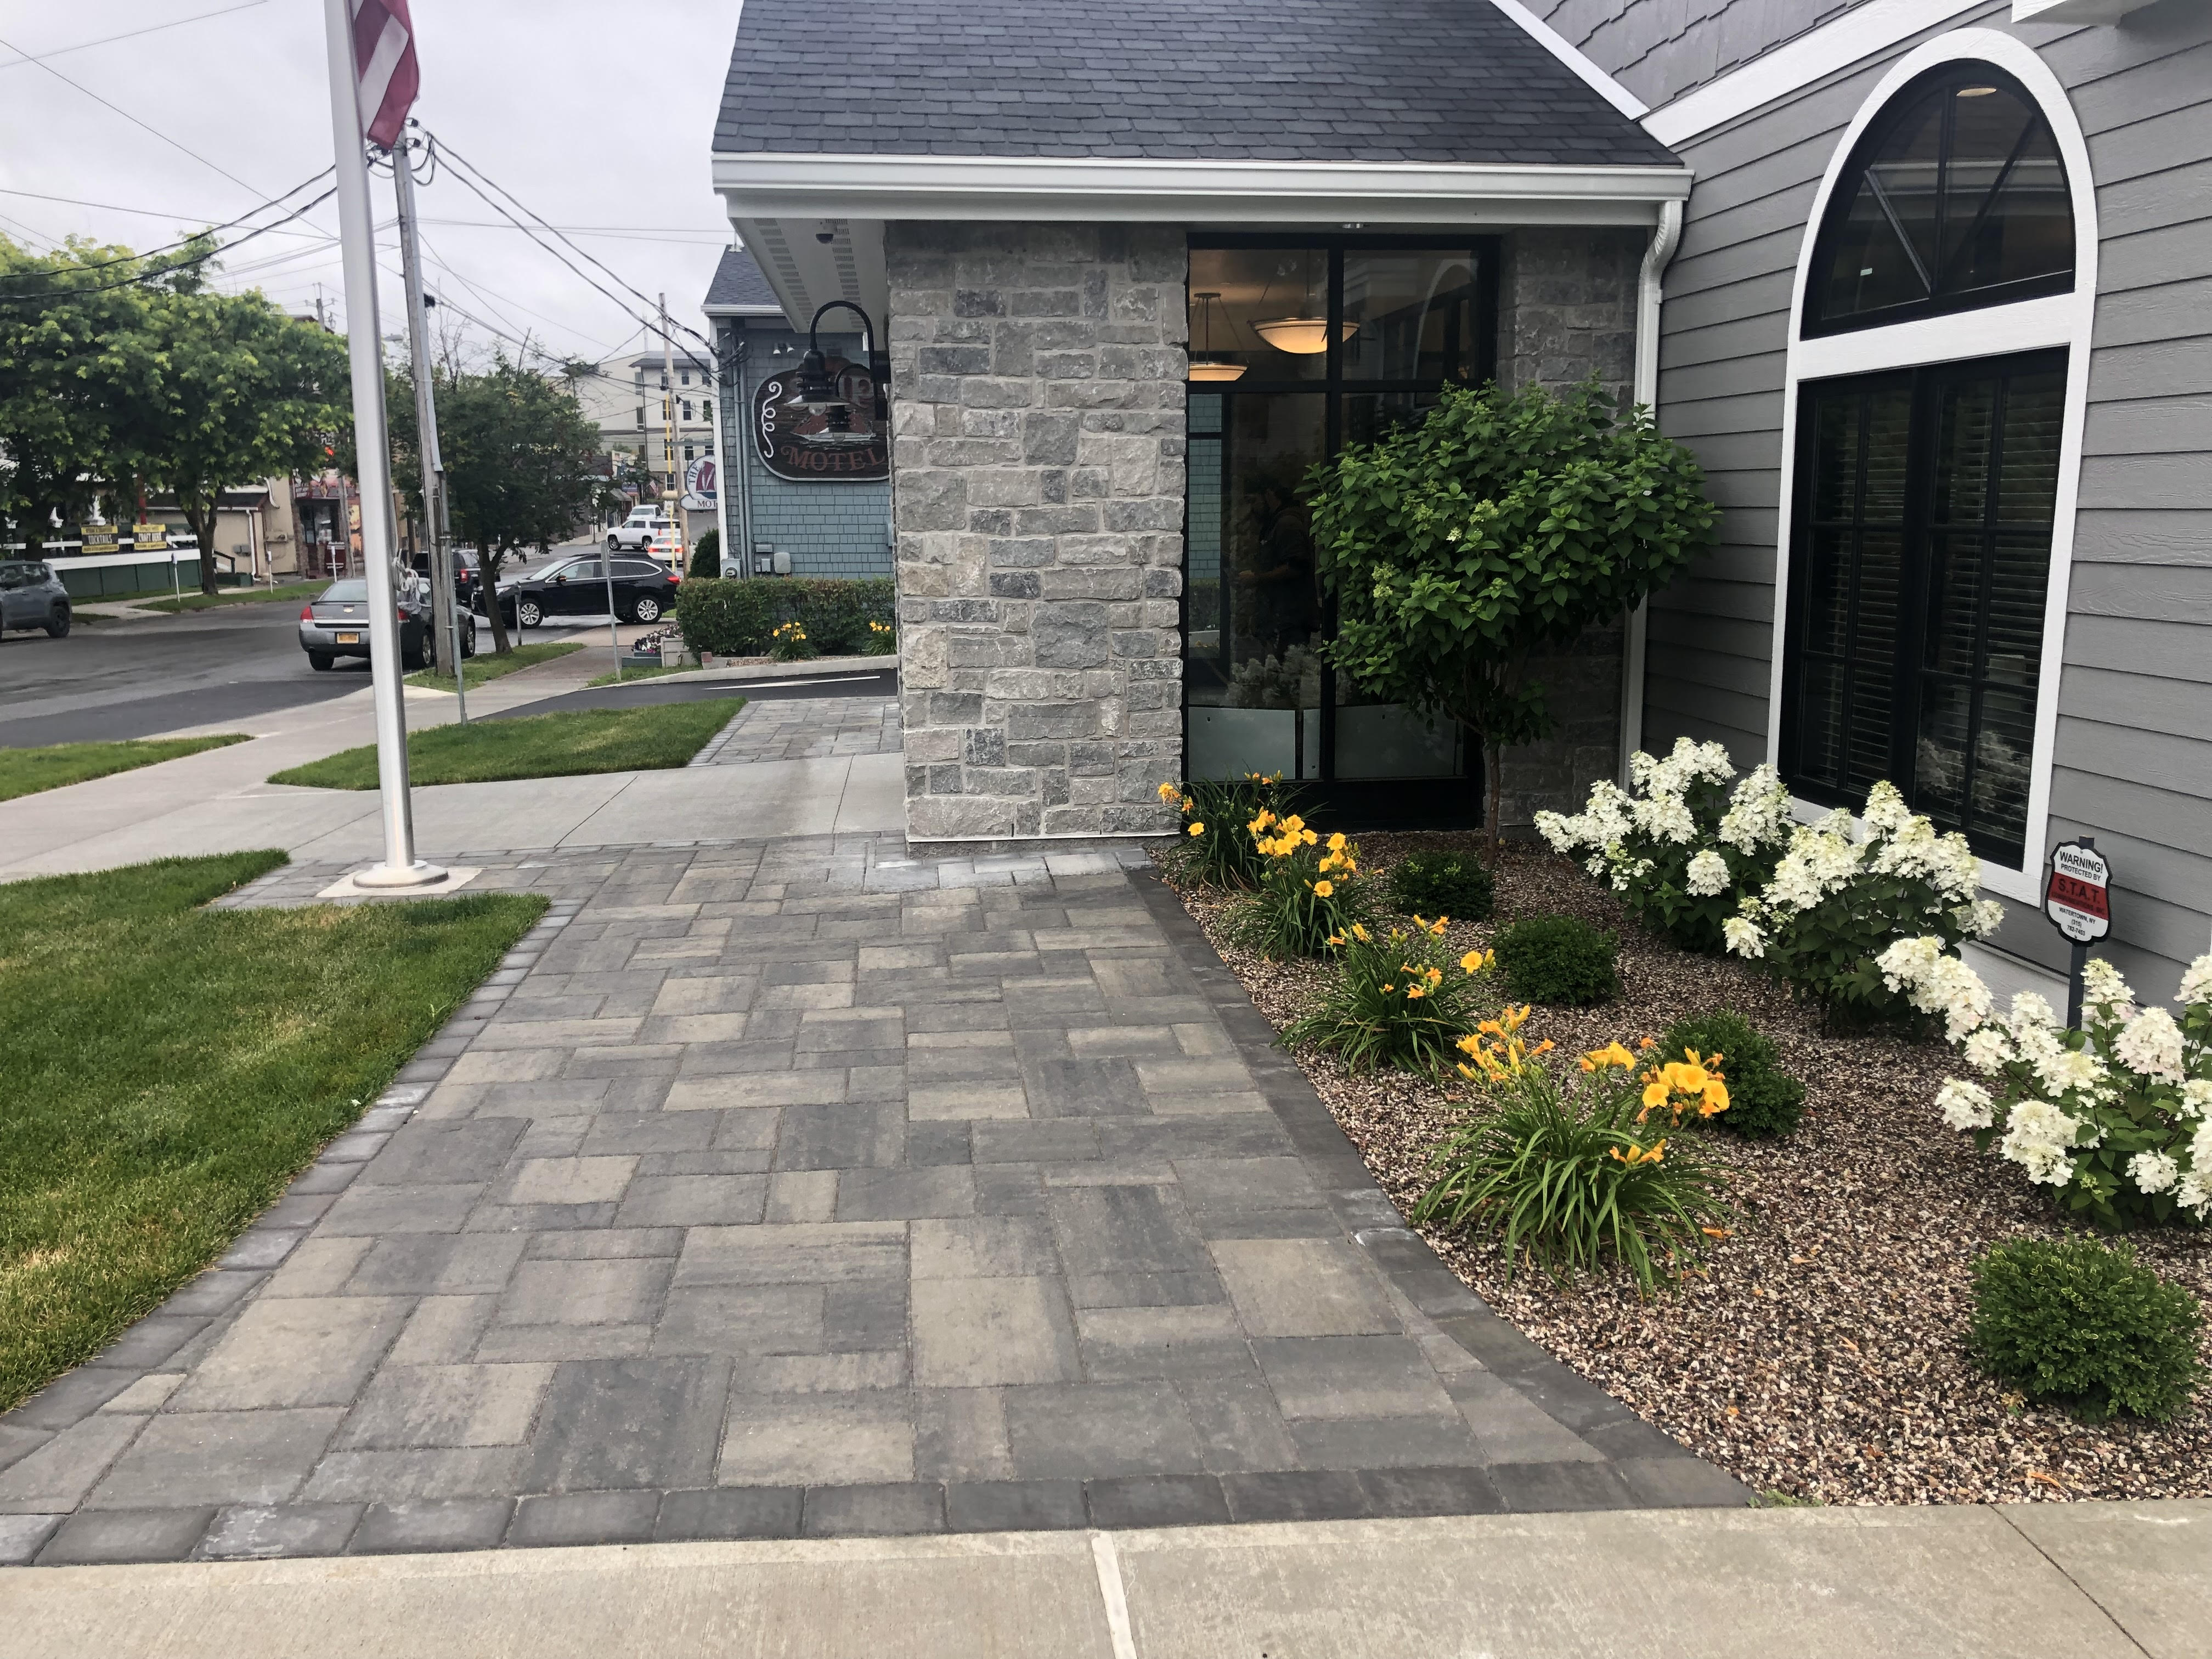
[1620,197,1684,783]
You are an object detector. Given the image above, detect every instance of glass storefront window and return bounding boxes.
[1183,238,1498,805]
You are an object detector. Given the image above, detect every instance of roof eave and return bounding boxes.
[710,153,1692,228]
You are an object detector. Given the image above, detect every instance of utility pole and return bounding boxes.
[391,127,466,726]
[660,294,685,570]
[319,0,441,889]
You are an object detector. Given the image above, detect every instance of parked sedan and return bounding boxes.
[299,579,470,671]
[0,560,71,637]
[480,555,679,629]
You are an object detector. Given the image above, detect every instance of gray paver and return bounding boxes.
[0,828,1736,1565]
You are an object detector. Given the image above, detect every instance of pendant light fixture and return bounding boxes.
[1186,291,1245,382]
[1253,259,1356,355]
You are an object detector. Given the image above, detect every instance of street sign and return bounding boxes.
[684,454,717,502]
[2046,839,2112,944]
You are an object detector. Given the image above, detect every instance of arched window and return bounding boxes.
[1778,53,2086,872]
[1805,64,2073,336]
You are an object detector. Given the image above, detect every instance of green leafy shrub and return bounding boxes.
[1223,809,1370,960]
[1661,1011,1805,1139]
[1284,920,1495,1077]
[1970,1238,2204,1423]
[1388,849,1494,923]
[1413,1042,1731,1293]
[688,529,721,579]
[1493,915,1618,1006]
[1306,379,1718,844]
[674,576,895,657]
[1160,774,1292,890]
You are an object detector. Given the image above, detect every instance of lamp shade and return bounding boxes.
[1187,358,1247,382]
[1252,316,1358,355]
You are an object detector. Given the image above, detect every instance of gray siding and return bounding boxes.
[1615,0,2212,995]
[1523,0,1859,111]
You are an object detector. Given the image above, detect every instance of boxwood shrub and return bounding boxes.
[1660,1009,1806,1139]
[675,577,895,658]
[1971,1238,2203,1423]
[1492,915,1618,1006]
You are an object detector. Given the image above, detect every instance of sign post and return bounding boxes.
[2045,837,2111,1028]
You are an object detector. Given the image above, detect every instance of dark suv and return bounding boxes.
[480,555,679,629]
[407,547,483,606]
[0,560,71,638]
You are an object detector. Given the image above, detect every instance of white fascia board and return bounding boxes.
[1487,1,1649,120]
[1644,0,1988,148]
[701,304,786,319]
[710,153,1692,228]
[2013,0,2159,19]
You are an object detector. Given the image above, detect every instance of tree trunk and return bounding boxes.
[182,490,221,594]
[482,543,512,654]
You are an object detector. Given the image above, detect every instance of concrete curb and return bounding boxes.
[611,653,896,687]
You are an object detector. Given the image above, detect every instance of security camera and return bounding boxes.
[815,220,836,245]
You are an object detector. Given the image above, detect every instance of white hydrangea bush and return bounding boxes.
[1533,737,1792,951]
[1891,945,2212,1229]
[1723,781,2004,1020]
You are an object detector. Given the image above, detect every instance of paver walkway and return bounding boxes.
[689,696,902,766]
[0,834,1745,1567]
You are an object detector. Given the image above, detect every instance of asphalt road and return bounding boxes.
[0,541,605,749]
[498,668,899,720]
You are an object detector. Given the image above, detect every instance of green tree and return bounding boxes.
[125,289,351,592]
[390,357,599,653]
[0,237,202,551]
[1307,380,1718,845]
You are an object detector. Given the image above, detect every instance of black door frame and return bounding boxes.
[1181,233,1502,830]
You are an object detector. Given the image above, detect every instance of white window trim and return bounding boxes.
[1765,29,2098,907]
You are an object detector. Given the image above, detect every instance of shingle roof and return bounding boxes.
[703,246,781,310]
[714,0,1675,167]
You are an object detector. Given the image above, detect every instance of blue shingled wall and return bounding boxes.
[721,321,891,579]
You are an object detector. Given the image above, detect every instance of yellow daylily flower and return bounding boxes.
[1312,879,1334,898]
[1327,832,1347,852]
[1351,923,1369,943]
[1188,822,1206,837]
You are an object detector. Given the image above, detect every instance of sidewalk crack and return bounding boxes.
[1995,1506,2154,1658]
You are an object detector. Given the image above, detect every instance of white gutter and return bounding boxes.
[1620,196,1684,782]
[713,153,1692,227]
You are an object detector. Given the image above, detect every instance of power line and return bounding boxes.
[0,184,336,242]
[0,2,270,73]
[0,187,339,302]
[0,168,336,276]
[0,27,273,202]
[425,133,722,376]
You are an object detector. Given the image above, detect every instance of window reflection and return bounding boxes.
[1342,252,1478,385]
[1186,247,1328,382]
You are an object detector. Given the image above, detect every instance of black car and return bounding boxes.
[478,555,679,629]
[406,547,483,606]
[299,579,471,671]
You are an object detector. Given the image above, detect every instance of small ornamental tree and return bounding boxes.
[1307,381,1718,844]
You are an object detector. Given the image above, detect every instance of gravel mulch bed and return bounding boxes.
[1159,833,2212,1505]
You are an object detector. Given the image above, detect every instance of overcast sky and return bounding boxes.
[0,0,743,368]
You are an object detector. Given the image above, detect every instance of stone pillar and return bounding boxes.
[885,223,1186,842]
[1494,227,1644,833]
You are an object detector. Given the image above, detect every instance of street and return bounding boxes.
[0,542,618,749]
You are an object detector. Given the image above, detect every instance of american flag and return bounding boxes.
[352,0,419,150]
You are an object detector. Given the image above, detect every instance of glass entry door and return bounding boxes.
[1183,237,1496,824]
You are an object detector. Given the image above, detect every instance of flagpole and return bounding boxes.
[321,0,443,888]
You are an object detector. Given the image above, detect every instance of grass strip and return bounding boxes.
[0,734,252,804]
[137,582,328,613]
[269,696,742,788]
[0,852,546,1410]
[584,661,697,688]
[404,638,584,693]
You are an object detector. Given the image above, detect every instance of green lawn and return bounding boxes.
[137,581,327,613]
[269,696,742,788]
[404,638,585,693]
[0,734,252,804]
[0,852,546,1412]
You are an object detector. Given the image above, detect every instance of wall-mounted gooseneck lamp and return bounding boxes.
[793,299,889,433]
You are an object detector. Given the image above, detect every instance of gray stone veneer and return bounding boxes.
[887,224,1187,842]
[1494,227,1644,834]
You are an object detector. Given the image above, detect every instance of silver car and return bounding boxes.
[298,579,469,672]
[0,560,71,638]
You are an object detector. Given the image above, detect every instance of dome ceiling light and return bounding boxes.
[1186,291,1246,382]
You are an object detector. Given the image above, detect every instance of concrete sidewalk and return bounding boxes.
[4,1503,2207,1658]
[0,659,903,881]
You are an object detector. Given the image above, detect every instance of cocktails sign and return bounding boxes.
[753,355,887,483]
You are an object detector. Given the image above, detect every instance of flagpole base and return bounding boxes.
[351,860,451,890]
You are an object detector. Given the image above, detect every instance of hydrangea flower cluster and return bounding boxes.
[1723,782,2002,1020]
[1534,737,1792,952]
[1900,944,2212,1229]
